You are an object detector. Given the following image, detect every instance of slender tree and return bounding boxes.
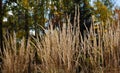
[0,0,3,53]
[24,9,29,47]
[21,0,30,47]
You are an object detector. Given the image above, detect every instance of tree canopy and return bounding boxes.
[0,0,116,46]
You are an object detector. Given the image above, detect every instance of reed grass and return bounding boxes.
[0,18,120,73]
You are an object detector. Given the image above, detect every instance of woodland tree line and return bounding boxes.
[0,0,119,52]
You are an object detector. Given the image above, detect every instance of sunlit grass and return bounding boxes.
[0,18,120,73]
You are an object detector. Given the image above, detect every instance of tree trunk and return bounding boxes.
[34,8,38,37]
[0,0,3,54]
[25,10,29,48]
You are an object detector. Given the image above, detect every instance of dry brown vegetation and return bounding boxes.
[0,18,120,73]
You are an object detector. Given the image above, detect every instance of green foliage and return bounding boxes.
[93,0,113,23]
[1,0,116,41]
[101,0,114,10]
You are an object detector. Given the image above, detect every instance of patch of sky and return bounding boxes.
[114,0,120,7]
[8,11,13,15]
[3,17,7,22]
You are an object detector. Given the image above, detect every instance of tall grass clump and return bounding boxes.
[0,35,37,73]
[1,17,120,73]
